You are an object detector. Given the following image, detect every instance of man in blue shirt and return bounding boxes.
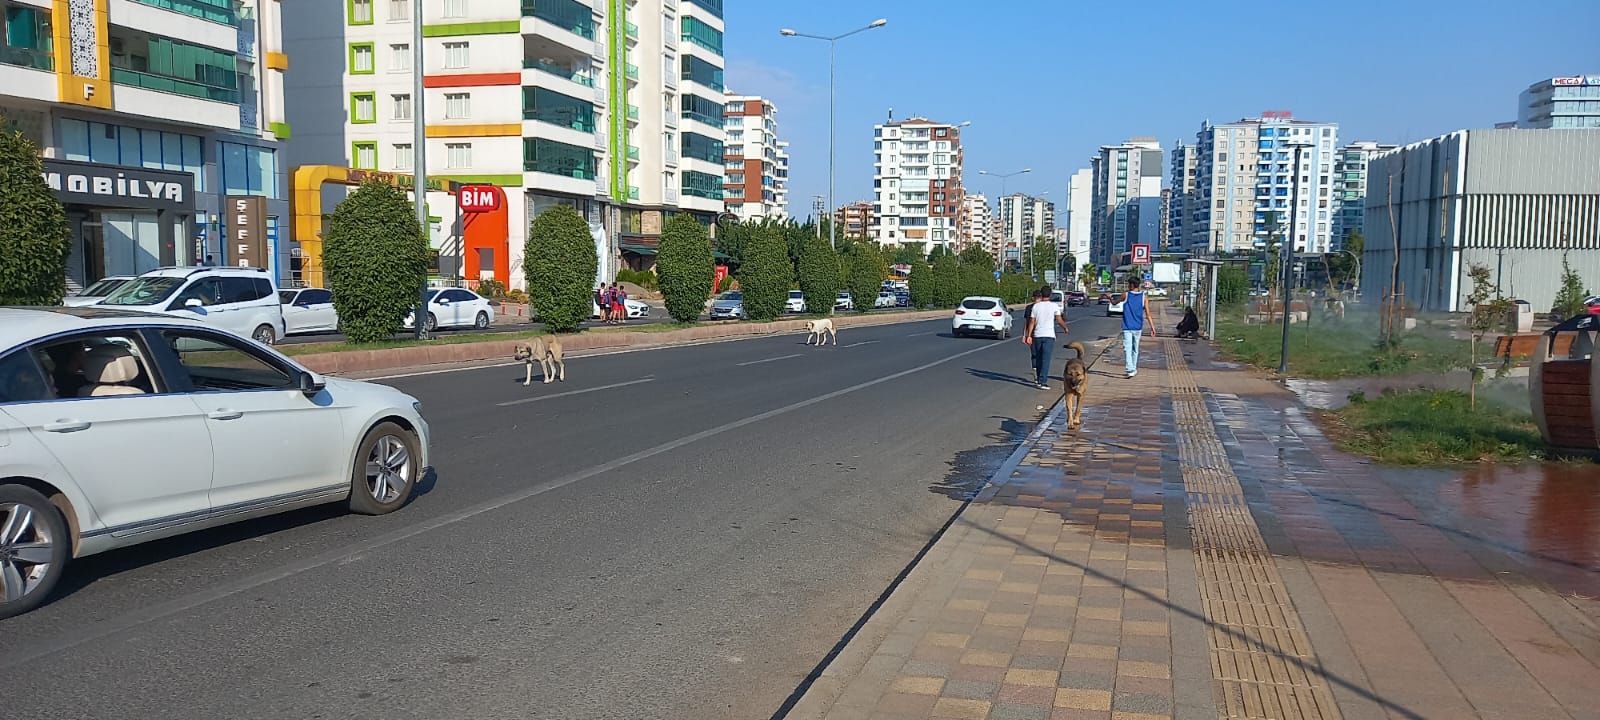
[1121,277,1148,378]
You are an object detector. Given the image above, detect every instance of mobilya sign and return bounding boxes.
[41,159,195,211]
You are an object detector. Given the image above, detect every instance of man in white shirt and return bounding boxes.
[1023,285,1069,389]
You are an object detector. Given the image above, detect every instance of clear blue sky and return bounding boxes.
[724,0,1599,218]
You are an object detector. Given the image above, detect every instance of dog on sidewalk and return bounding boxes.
[1061,341,1089,430]
[805,318,837,347]
[514,337,565,385]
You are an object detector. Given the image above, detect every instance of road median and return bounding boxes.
[295,309,954,375]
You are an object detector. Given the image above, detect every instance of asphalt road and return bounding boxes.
[0,310,1123,720]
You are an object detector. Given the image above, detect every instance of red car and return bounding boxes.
[1586,296,1600,315]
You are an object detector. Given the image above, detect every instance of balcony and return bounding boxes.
[0,46,54,72]
[108,27,241,103]
[625,22,639,40]
[627,145,640,161]
[521,0,596,39]
[665,148,679,166]
[627,104,640,122]
[130,0,238,26]
[663,109,678,129]
[629,186,641,200]
[525,58,595,87]
[625,63,639,81]
[665,188,679,203]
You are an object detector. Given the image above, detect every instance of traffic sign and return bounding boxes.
[1131,244,1151,264]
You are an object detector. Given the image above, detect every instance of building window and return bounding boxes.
[352,141,377,169]
[392,93,412,120]
[680,55,723,92]
[387,0,407,21]
[442,41,469,69]
[446,142,472,169]
[390,43,411,71]
[682,170,723,199]
[525,0,595,39]
[523,137,597,178]
[443,0,468,18]
[681,132,723,163]
[393,143,413,171]
[348,0,373,25]
[445,92,471,119]
[349,43,375,74]
[681,16,723,55]
[686,0,723,18]
[522,87,596,132]
[680,93,725,126]
[350,92,376,123]
[59,119,206,191]
[108,31,242,103]
[219,142,279,199]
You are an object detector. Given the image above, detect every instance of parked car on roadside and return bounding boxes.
[785,290,807,313]
[279,288,340,336]
[835,292,854,311]
[96,267,286,345]
[709,290,745,320]
[0,306,431,619]
[1585,295,1600,316]
[894,290,910,307]
[62,276,137,308]
[402,288,494,332]
[591,297,651,319]
[1108,294,1125,316]
[952,296,1013,339]
[875,291,897,308]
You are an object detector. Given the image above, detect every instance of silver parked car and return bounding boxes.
[709,291,745,320]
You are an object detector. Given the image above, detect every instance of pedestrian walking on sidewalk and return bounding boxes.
[1023,284,1068,390]
[1121,277,1150,378]
[1022,287,1043,377]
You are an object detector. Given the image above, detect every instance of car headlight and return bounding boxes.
[413,401,423,413]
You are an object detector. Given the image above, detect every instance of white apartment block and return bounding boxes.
[283,0,726,290]
[1188,112,1339,256]
[871,116,965,249]
[1330,141,1395,252]
[997,193,1055,267]
[1088,137,1162,267]
[722,92,787,220]
[1064,168,1091,266]
[0,0,287,288]
[959,192,991,253]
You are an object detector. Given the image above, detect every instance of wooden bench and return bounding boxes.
[1494,334,1575,360]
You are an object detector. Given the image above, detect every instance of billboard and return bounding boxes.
[1152,262,1181,284]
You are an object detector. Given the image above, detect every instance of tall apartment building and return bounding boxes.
[959,192,990,253]
[1329,141,1395,251]
[834,200,873,240]
[283,0,726,289]
[1187,113,1338,256]
[722,92,787,220]
[1088,137,1162,266]
[870,116,965,249]
[1063,168,1091,267]
[1517,74,1600,129]
[1167,142,1197,249]
[997,193,1055,267]
[0,0,287,288]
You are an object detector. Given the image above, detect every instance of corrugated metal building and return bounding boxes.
[1361,129,1600,313]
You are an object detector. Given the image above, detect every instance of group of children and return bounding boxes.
[596,283,629,325]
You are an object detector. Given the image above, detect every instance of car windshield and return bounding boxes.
[719,291,741,300]
[425,290,440,301]
[278,290,298,304]
[837,292,850,298]
[789,291,803,298]
[78,278,129,297]
[99,276,185,306]
[961,299,999,310]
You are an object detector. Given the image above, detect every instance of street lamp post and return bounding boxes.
[979,168,1030,272]
[1278,142,1311,375]
[781,18,887,249]
[412,0,429,340]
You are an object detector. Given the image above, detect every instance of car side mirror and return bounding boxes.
[184,298,203,309]
[297,371,325,397]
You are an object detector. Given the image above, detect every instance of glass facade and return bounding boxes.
[680,93,724,127]
[523,138,596,179]
[681,16,722,55]
[58,118,206,192]
[682,170,723,199]
[522,0,594,39]
[687,0,723,17]
[129,0,237,26]
[523,87,596,132]
[681,132,722,164]
[109,32,241,103]
[220,142,280,199]
[680,56,722,92]
[2,3,53,70]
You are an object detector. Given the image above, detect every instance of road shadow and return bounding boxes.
[964,368,1044,387]
[927,415,1032,501]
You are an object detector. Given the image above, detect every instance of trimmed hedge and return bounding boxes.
[321,182,429,343]
[0,121,70,305]
[524,205,598,332]
[657,213,714,322]
[740,223,791,321]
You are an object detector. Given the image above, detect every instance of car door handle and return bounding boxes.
[43,420,91,433]
[207,409,244,421]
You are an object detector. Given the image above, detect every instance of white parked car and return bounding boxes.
[96,267,287,345]
[278,288,340,336]
[1108,295,1125,316]
[952,296,1013,339]
[1147,286,1169,298]
[402,288,494,331]
[786,290,807,314]
[591,297,651,319]
[0,307,431,619]
[62,276,137,308]
[834,292,854,311]
[875,291,897,308]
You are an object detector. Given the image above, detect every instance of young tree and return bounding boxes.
[892,242,927,266]
[524,205,598,332]
[740,223,790,321]
[798,235,842,315]
[932,254,961,307]
[1028,238,1056,281]
[1216,266,1250,306]
[846,244,885,312]
[907,261,933,308]
[657,213,714,323]
[1551,251,1589,320]
[1079,263,1099,291]
[0,122,71,305]
[322,182,429,343]
[1465,262,1512,409]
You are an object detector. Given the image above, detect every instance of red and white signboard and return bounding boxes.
[1131,244,1151,265]
[457,184,502,213]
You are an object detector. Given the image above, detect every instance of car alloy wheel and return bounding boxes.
[0,486,71,619]
[474,311,489,329]
[425,313,439,332]
[367,435,411,504]
[349,422,420,515]
[252,324,276,345]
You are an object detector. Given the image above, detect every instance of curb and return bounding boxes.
[294,310,954,375]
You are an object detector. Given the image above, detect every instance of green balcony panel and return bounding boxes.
[522,86,596,132]
[521,0,595,39]
[523,137,597,178]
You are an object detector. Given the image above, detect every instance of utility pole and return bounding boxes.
[412,0,429,340]
[1278,142,1309,376]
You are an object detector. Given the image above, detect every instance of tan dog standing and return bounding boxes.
[514,337,565,385]
[1061,341,1089,430]
[805,318,836,346]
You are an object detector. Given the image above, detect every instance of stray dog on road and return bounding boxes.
[1061,341,1089,430]
[514,337,565,385]
[805,318,837,346]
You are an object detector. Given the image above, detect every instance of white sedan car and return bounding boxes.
[278,287,340,335]
[785,290,807,314]
[403,288,494,331]
[591,297,651,319]
[62,276,137,308]
[0,307,430,619]
[875,291,897,308]
[952,296,1013,339]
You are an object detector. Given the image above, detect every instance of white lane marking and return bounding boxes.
[0,337,1005,669]
[841,340,880,348]
[736,353,802,367]
[495,377,655,406]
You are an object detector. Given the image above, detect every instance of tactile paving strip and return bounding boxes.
[1164,340,1343,720]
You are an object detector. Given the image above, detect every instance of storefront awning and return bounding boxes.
[620,243,657,256]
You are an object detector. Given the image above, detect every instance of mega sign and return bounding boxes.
[457,184,502,213]
[1552,76,1600,87]
[41,159,195,211]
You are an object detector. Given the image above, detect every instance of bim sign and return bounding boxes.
[458,185,502,213]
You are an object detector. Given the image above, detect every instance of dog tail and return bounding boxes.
[1066,341,1085,359]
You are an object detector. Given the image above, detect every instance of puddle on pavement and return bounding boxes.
[1285,372,1528,410]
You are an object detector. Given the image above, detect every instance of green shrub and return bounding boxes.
[1217,267,1249,306]
[0,121,70,305]
[846,245,885,313]
[524,205,598,332]
[656,213,714,323]
[798,235,842,316]
[740,223,790,321]
[1551,252,1590,320]
[907,262,933,308]
[476,278,507,299]
[321,182,429,343]
[505,288,529,304]
[617,268,659,291]
[932,255,961,307]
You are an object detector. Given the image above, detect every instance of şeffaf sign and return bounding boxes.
[41,159,196,211]
[227,196,269,269]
